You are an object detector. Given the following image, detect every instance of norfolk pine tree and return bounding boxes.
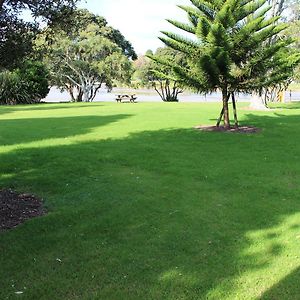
[154,0,300,128]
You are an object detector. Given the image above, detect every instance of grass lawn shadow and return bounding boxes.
[0,114,132,146]
[260,267,300,300]
[0,111,299,298]
[0,103,106,117]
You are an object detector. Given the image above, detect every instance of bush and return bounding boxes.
[0,61,50,105]
[0,71,28,105]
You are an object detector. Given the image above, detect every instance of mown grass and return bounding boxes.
[0,101,300,299]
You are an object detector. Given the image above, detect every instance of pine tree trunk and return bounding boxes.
[216,108,224,127]
[232,93,239,129]
[222,89,230,129]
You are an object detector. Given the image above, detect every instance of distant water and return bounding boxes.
[43,87,300,103]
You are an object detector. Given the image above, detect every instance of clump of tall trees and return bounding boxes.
[0,0,77,69]
[152,0,300,128]
[0,3,136,104]
[37,9,136,102]
[0,0,78,104]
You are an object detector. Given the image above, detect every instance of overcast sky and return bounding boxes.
[78,0,191,54]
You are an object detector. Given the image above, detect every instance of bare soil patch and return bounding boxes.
[0,189,46,231]
[195,125,261,134]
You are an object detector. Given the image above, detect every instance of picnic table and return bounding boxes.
[115,94,137,103]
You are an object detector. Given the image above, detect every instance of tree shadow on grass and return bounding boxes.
[269,102,300,110]
[0,102,106,113]
[259,267,300,300]
[0,114,132,146]
[0,113,300,298]
[25,102,107,111]
[0,105,17,116]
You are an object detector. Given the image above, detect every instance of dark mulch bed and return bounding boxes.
[194,125,261,134]
[0,189,45,231]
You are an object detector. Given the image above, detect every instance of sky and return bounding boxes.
[78,0,191,54]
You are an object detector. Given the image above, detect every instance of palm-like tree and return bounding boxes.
[154,0,300,128]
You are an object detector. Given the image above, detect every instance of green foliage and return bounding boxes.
[49,9,137,60]
[0,0,78,69]
[0,16,36,70]
[286,20,300,81]
[17,60,50,101]
[0,0,77,19]
[37,10,135,102]
[134,47,185,102]
[0,71,28,104]
[0,61,49,105]
[158,0,300,127]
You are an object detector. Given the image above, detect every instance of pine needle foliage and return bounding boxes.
[155,0,300,128]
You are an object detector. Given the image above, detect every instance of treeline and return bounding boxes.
[1,0,300,110]
[132,1,300,105]
[0,1,136,104]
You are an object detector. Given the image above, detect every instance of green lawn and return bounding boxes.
[1,102,300,299]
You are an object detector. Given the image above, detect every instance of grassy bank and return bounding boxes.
[0,102,300,299]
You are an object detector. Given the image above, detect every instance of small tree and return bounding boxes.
[147,47,185,102]
[133,48,184,102]
[157,0,300,128]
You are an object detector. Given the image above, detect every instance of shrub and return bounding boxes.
[0,61,50,105]
[0,71,28,105]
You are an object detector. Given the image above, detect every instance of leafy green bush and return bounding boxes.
[17,61,50,102]
[0,71,28,105]
[0,61,50,105]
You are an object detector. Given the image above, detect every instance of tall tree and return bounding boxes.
[0,14,36,69]
[0,0,78,69]
[260,0,300,105]
[155,0,300,128]
[37,10,135,102]
[49,9,137,60]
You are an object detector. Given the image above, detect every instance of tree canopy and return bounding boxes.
[51,9,137,60]
[0,0,78,69]
[154,0,300,128]
[37,10,136,102]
